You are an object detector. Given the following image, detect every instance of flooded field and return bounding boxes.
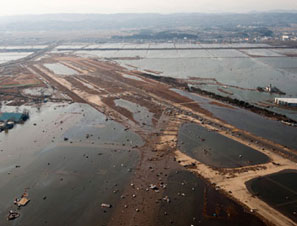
[173,89,297,151]
[0,52,33,64]
[2,42,296,225]
[0,103,143,226]
[23,87,54,97]
[0,45,47,50]
[114,99,154,128]
[155,171,265,226]
[44,63,78,75]
[178,123,269,168]
[118,55,297,94]
[70,43,297,121]
[247,170,297,223]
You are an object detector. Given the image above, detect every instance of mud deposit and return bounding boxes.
[0,103,142,226]
[178,123,269,168]
[247,170,297,223]
[114,98,154,128]
[155,171,265,226]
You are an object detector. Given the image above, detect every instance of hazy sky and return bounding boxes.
[1,0,297,16]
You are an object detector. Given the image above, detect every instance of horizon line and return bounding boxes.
[1,10,297,17]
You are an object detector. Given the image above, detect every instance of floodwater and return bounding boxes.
[192,82,297,122]
[155,170,265,226]
[23,87,54,97]
[114,98,154,128]
[0,45,47,50]
[44,63,78,75]
[240,49,283,57]
[73,44,297,121]
[73,44,297,98]
[72,44,297,93]
[0,52,33,64]
[173,89,297,151]
[246,170,297,223]
[178,123,269,168]
[0,103,143,226]
[115,49,297,96]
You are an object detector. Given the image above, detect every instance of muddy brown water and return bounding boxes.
[178,123,269,168]
[246,170,297,223]
[0,103,143,226]
[154,170,266,226]
[0,101,270,225]
[114,98,154,129]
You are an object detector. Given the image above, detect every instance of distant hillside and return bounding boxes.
[0,13,297,31]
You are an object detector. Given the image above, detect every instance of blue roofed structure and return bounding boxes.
[0,112,27,123]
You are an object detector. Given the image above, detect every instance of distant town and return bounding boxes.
[1,12,297,45]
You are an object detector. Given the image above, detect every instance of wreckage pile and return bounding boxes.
[7,191,30,221]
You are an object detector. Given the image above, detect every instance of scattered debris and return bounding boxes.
[7,210,20,221]
[14,192,30,207]
[184,162,196,168]
[150,184,159,191]
[163,196,171,203]
[101,203,112,208]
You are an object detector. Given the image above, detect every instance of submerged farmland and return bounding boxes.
[0,43,297,226]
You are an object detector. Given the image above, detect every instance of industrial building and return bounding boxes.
[275,98,297,107]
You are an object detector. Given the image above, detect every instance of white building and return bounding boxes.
[282,35,289,41]
[275,98,297,107]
